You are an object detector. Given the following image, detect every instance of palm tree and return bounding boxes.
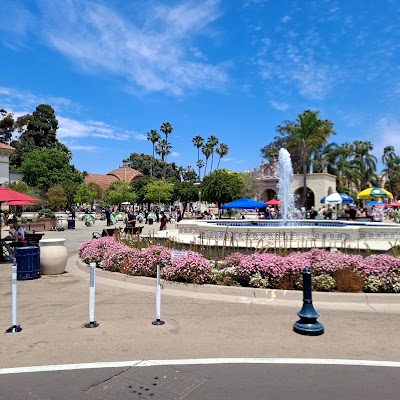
[216,143,229,169]
[160,122,173,157]
[147,129,160,177]
[207,135,219,172]
[196,159,205,181]
[382,146,396,183]
[201,143,213,176]
[351,140,377,191]
[192,135,204,174]
[155,139,171,162]
[284,110,335,207]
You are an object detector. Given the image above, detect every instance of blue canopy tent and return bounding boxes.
[220,198,267,209]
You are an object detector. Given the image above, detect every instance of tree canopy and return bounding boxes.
[201,169,244,206]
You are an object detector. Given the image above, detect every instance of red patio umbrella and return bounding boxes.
[387,201,400,208]
[266,199,281,206]
[4,200,37,206]
[0,187,38,262]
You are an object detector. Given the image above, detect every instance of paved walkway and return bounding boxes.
[0,218,399,398]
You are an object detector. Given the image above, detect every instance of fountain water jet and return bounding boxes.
[277,148,295,224]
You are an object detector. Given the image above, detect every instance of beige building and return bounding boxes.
[252,160,336,210]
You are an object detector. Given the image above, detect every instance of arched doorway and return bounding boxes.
[294,187,315,209]
[261,189,277,202]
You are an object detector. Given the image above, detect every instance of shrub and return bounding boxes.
[313,274,336,292]
[39,208,55,218]
[333,268,364,292]
[163,251,210,284]
[249,272,270,288]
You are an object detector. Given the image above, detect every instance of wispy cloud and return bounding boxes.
[372,115,400,163]
[1,86,142,146]
[270,100,290,111]
[10,0,229,97]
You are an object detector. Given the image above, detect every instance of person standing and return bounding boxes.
[105,207,111,226]
[159,211,167,231]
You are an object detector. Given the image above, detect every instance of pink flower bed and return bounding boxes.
[78,237,400,291]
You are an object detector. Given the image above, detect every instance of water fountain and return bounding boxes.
[163,149,400,252]
[277,148,295,224]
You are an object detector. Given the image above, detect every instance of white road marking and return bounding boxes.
[1,358,400,375]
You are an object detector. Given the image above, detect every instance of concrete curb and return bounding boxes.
[75,259,400,308]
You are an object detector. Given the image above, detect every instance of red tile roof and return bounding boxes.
[84,165,143,191]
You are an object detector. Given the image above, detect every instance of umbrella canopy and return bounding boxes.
[0,187,38,202]
[366,200,384,206]
[0,187,38,262]
[357,187,393,199]
[386,201,400,208]
[220,198,267,209]
[266,199,281,206]
[4,200,37,206]
[321,192,354,205]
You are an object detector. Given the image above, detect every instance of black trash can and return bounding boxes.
[148,218,153,225]
[15,246,40,281]
[68,219,76,229]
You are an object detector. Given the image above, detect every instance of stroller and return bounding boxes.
[84,214,95,227]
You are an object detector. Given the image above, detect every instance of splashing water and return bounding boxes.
[277,148,295,225]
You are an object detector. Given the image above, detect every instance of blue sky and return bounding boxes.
[1,0,400,175]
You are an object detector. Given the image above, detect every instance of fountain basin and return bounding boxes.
[167,219,400,252]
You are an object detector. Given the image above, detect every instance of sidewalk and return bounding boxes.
[1,218,400,371]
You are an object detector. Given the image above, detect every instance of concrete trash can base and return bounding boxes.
[15,246,40,280]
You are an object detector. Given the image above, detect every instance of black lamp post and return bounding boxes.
[293,267,324,336]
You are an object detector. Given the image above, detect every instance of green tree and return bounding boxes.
[196,159,205,180]
[128,152,180,180]
[74,184,96,206]
[106,181,137,207]
[160,121,173,177]
[277,110,335,206]
[207,135,219,172]
[201,169,244,208]
[10,104,59,168]
[174,181,199,218]
[216,143,229,169]
[147,129,161,177]
[20,147,82,192]
[46,184,68,210]
[0,109,15,144]
[201,143,213,176]
[144,180,174,205]
[192,135,204,177]
[131,176,157,209]
[351,140,377,191]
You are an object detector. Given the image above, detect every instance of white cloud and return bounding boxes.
[270,100,290,111]
[373,115,400,160]
[135,133,147,141]
[171,151,180,157]
[27,0,229,96]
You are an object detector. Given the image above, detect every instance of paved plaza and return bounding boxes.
[0,218,400,399]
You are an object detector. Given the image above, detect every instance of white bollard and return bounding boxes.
[152,264,165,325]
[84,262,99,328]
[6,263,22,333]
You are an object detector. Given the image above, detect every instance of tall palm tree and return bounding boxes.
[216,143,229,169]
[192,135,204,177]
[351,140,377,191]
[201,143,213,176]
[196,159,205,181]
[155,139,171,162]
[160,122,173,157]
[147,129,160,177]
[382,145,396,184]
[284,110,335,207]
[207,135,219,172]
